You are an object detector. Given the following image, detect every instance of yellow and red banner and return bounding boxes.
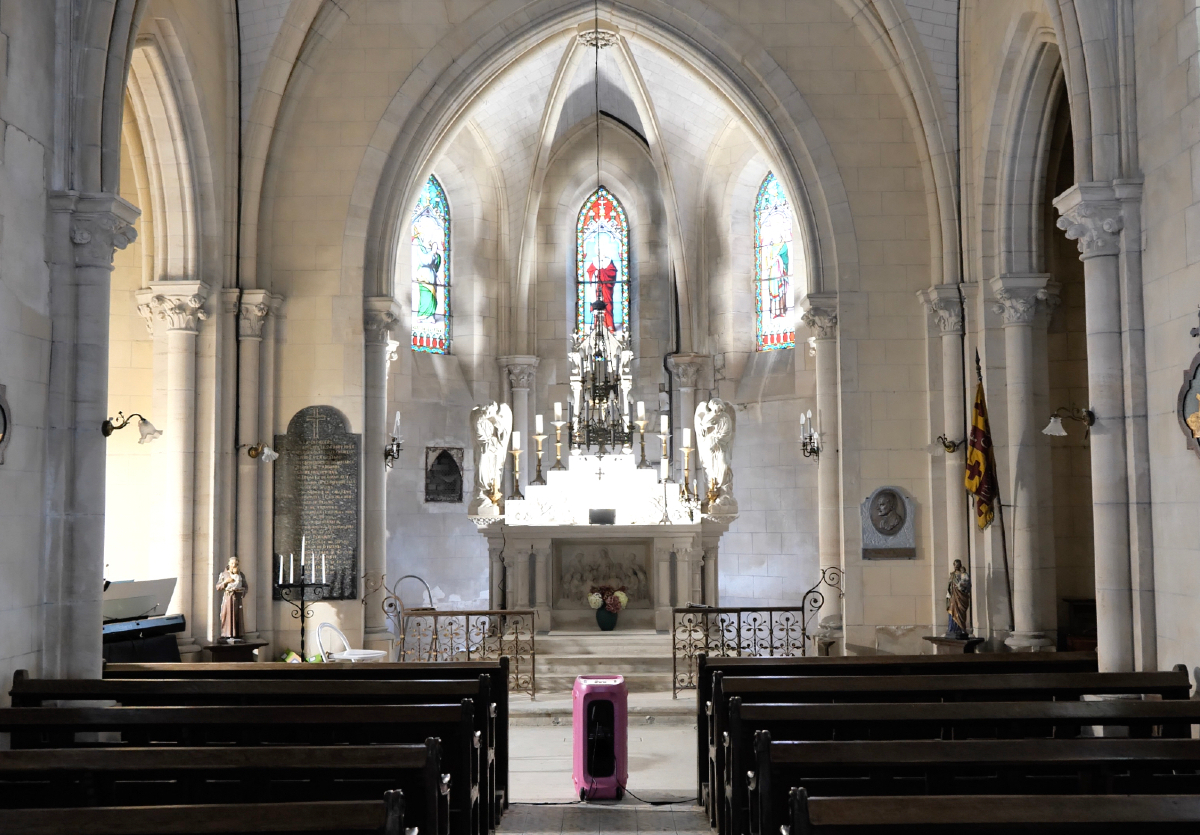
[965,381,998,529]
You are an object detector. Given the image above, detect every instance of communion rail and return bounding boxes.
[670,567,843,697]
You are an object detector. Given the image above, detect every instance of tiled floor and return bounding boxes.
[498,803,709,834]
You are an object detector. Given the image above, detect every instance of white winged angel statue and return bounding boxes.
[468,402,512,517]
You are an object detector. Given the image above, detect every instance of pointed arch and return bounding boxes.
[754,172,797,352]
[411,174,451,354]
[575,186,630,335]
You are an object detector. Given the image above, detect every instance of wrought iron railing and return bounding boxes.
[382,587,537,697]
[670,567,843,697]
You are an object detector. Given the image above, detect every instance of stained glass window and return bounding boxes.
[576,186,630,335]
[754,172,795,351]
[411,175,450,354]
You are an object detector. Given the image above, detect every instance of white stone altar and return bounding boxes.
[471,451,734,632]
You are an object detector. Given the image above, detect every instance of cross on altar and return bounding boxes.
[596,462,605,480]
[307,412,326,440]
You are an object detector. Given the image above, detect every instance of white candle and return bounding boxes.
[683,428,691,448]
[322,555,327,584]
[554,402,563,421]
[799,412,806,426]
[512,431,521,450]
[278,557,283,586]
[290,554,294,584]
[535,414,544,435]
[660,414,668,434]
[637,401,645,420]
[300,535,306,565]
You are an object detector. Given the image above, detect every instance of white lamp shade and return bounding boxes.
[136,418,163,444]
[1042,416,1068,437]
[261,446,279,462]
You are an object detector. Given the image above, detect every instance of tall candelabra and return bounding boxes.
[635,419,651,468]
[681,443,696,502]
[508,447,524,500]
[658,432,673,483]
[532,431,547,485]
[278,575,331,659]
[551,419,567,470]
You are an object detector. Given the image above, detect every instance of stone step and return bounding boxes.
[536,630,670,656]
[535,654,674,674]
[510,690,695,726]
[534,671,674,695]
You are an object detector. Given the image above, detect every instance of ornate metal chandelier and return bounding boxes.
[569,300,633,457]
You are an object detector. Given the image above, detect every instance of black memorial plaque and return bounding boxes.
[273,405,361,600]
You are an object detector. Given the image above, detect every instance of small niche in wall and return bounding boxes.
[425,447,464,503]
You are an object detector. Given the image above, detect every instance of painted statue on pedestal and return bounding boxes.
[695,398,737,514]
[469,402,512,516]
[946,559,971,638]
[216,556,247,641]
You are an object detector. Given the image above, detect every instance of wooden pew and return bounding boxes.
[722,698,1200,835]
[708,666,1190,832]
[785,787,1200,834]
[10,672,492,834]
[103,659,512,814]
[1,795,410,835]
[0,747,434,834]
[693,651,1098,805]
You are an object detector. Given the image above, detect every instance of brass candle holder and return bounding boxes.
[551,421,567,470]
[508,448,524,501]
[532,433,548,485]
[635,419,650,468]
[658,433,673,483]
[681,445,695,501]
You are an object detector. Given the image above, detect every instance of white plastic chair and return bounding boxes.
[316,622,388,663]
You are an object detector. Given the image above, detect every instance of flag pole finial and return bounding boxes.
[974,349,983,383]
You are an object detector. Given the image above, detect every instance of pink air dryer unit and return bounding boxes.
[572,674,629,801]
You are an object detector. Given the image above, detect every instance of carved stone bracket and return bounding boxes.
[800,293,838,339]
[136,281,211,334]
[989,274,1058,327]
[500,356,540,390]
[364,297,401,346]
[918,284,964,335]
[1053,183,1124,260]
[667,354,707,389]
[238,289,273,340]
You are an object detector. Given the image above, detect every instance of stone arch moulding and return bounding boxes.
[335,0,857,351]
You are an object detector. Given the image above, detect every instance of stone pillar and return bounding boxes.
[653,541,674,631]
[531,539,553,632]
[668,354,706,484]
[44,193,140,679]
[499,357,538,491]
[1054,184,1133,672]
[258,294,283,655]
[235,292,270,636]
[800,295,842,627]
[674,536,703,608]
[506,547,531,610]
[481,523,506,609]
[137,281,210,652]
[990,274,1058,650]
[920,285,971,632]
[363,297,401,650]
[701,533,721,606]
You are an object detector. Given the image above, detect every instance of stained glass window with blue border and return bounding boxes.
[755,172,795,351]
[411,175,450,354]
[576,186,630,335]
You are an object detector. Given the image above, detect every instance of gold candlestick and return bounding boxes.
[681,446,695,500]
[635,419,650,468]
[658,433,673,483]
[551,421,567,470]
[532,433,547,485]
[508,448,524,500]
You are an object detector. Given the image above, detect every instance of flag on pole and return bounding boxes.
[964,380,998,529]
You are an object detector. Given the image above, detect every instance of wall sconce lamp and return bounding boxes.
[102,411,162,444]
[384,410,404,469]
[799,410,820,460]
[247,443,279,462]
[936,435,964,453]
[1042,407,1095,438]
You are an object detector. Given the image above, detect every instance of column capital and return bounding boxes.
[238,289,273,340]
[918,284,964,335]
[667,353,708,388]
[136,280,211,334]
[989,273,1058,326]
[363,297,402,345]
[1053,182,1124,260]
[800,293,838,339]
[51,191,140,268]
[498,355,540,389]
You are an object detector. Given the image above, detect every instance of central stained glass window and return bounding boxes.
[755,172,796,351]
[411,175,450,354]
[576,186,630,335]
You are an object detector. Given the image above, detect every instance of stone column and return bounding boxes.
[530,539,553,632]
[1054,184,1133,672]
[480,523,506,609]
[990,274,1058,650]
[506,546,531,610]
[258,294,283,654]
[920,285,971,632]
[800,295,842,628]
[701,532,721,606]
[363,297,401,650]
[668,354,706,483]
[653,541,674,631]
[44,193,139,679]
[137,281,210,652]
[235,291,271,636]
[499,357,538,491]
[674,536,703,609]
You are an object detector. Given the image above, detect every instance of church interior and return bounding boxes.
[4,0,1200,832]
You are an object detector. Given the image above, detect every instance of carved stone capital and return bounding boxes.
[1053,183,1124,260]
[989,274,1056,327]
[800,293,838,339]
[918,284,964,335]
[364,297,401,345]
[499,356,539,390]
[667,353,707,389]
[238,289,272,340]
[136,281,211,334]
[52,191,141,268]
[577,22,619,48]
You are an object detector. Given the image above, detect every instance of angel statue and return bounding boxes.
[468,402,512,517]
[695,398,737,514]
